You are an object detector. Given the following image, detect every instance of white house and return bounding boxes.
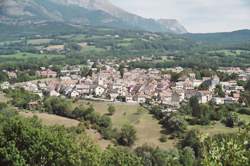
[196,91,212,104]
[0,82,10,90]
[94,86,105,97]
[126,95,134,103]
[71,90,80,98]
[50,90,60,97]
[136,95,146,103]
[212,97,224,105]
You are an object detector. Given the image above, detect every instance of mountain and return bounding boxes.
[184,29,250,45]
[0,0,188,34]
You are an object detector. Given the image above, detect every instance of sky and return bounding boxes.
[110,0,250,33]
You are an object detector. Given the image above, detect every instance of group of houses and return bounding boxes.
[2,64,249,108]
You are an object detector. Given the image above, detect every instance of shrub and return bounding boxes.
[159,135,168,142]
[238,108,250,115]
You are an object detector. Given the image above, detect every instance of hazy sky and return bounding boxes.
[110,0,250,33]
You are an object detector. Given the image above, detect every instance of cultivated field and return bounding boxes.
[0,52,64,59]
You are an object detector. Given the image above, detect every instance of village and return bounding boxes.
[1,60,250,111]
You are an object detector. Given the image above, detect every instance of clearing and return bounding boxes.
[78,100,177,149]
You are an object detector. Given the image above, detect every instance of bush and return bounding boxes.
[238,108,250,115]
[159,135,168,142]
[162,114,188,136]
[0,102,8,110]
[117,124,137,146]
[107,104,116,115]
[222,112,239,128]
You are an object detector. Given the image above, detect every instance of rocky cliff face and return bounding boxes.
[0,0,188,33]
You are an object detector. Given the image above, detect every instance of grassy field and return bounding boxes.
[80,46,105,53]
[0,91,9,103]
[209,49,250,56]
[20,111,80,127]
[78,100,177,149]
[238,114,250,122]
[188,121,239,136]
[27,38,52,45]
[0,52,64,59]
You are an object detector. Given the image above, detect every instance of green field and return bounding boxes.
[80,46,105,53]
[0,91,9,103]
[78,100,177,149]
[0,52,65,59]
[27,38,52,45]
[188,122,239,136]
[238,114,250,122]
[209,49,250,56]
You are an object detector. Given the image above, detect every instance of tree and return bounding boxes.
[198,82,209,91]
[189,97,200,118]
[244,79,250,91]
[5,88,40,109]
[202,128,250,166]
[162,114,187,136]
[117,124,137,146]
[0,71,8,83]
[223,112,239,128]
[0,112,101,166]
[135,145,182,166]
[198,104,211,125]
[180,147,196,166]
[214,84,225,97]
[118,64,125,78]
[101,147,143,166]
[180,130,202,158]
[107,104,116,115]
[44,97,73,117]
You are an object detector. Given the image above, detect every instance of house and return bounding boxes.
[171,91,184,106]
[37,69,57,78]
[210,75,220,90]
[75,84,91,95]
[70,90,80,98]
[196,91,212,104]
[212,97,224,105]
[109,89,119,101]
[192,80,203,88]
[50,90,60,97]
[162,95,172,105]
[38,82,47,90]
[189,73,196,79]
[185,89,197,100]
[238,74,248,81]
[7,71,17,79]
[175,81,184,90]
[0,82,10,90]
[94,85,106,97]
[232,92,241,101]
[135,94,146,103]
[224,97,237,104]
[23,82,39,93]
[125,95,134,103]
[27,101,40,110]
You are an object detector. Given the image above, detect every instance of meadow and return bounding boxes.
[0,52,65,59]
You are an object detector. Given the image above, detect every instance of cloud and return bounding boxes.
[110,0,250,33]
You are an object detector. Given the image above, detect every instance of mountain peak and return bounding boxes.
[0,0,188,33]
